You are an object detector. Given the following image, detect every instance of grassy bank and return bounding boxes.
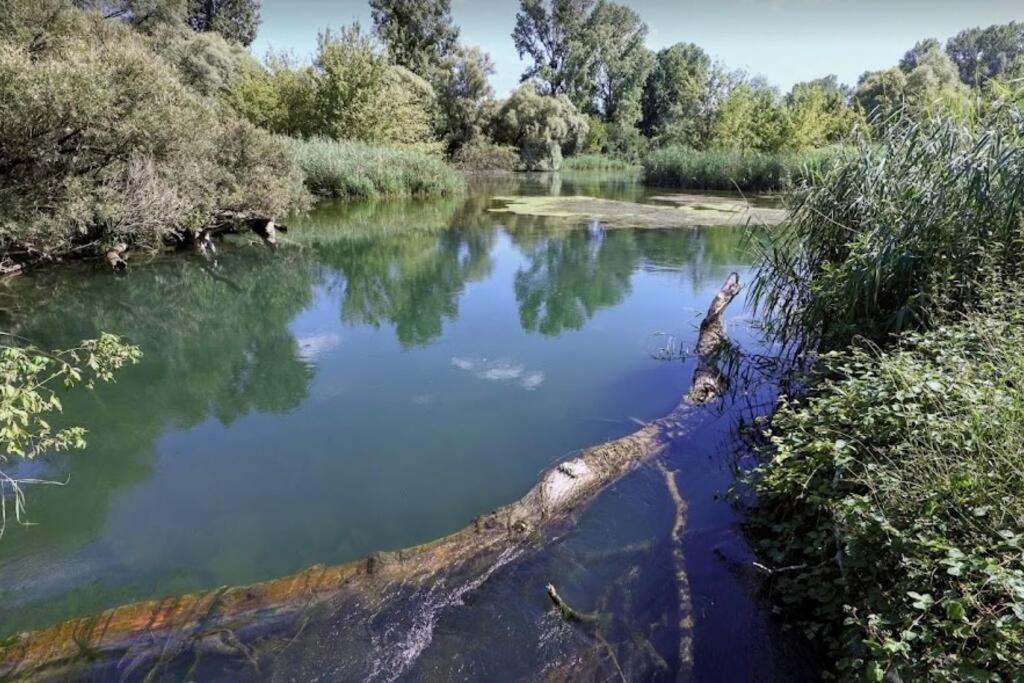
[746,115,1024,680]
[641,146,841,192]
[561,154,640,173]
[288,138,466,200]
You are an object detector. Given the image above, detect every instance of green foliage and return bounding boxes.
[711,83,787,152]
[946,21,1024,88]
[603,122,650,163]
[492,84,589,171]
[561,155,638,172]
[856,50,971,130]
[450,140,519,171]
[288,137,465,200]
[580,114,608,153]
[747,303,1024,680]
[642,147,840,192]
[435,46,496,154]
[185,0,261,46]
[751,116,1024,348]
[641,42,710,140]
[369,0,459,78]
[0,2,309,261]
[574,1,653,127]
[0,334,140,534]
[783,76,863,150]
[512,0,593,97]
[512,0,652,128]
[313,25,437,148]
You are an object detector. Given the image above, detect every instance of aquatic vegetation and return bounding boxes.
[288,137,466,200]
[489,195,786,229]
[747,301,1024,681]
[751,116,1024,348]
[642,146,843,191]
[562,155,641,173]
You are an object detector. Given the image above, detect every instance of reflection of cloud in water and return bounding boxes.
[297,333,341,361]
[450,356,545,390]
[411,394,435,405]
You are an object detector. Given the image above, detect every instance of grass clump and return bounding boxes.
[641,146,841,192]
[752,117,1024,348]
[289,137,465,200]
[747,299,1024,681]
[561,154,640,173]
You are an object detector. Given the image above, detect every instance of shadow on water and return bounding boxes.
[0,173,817,679]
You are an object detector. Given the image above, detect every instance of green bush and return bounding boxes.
[0,1,309,262]
[751,116,1024,348]
[288,137,465,200]
[747,300,1024,681]
[561,155,640,172]
[642,146,840,191]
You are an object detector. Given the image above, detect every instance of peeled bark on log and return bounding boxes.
[0,272,743,681]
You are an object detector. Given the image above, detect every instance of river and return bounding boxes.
[0,173,816,680]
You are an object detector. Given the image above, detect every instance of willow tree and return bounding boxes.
[492,84,588,170]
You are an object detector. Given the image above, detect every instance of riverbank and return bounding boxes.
[744,114,1024,680]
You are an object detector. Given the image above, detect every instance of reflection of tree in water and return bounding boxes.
[515,230,639,335]
[315,229,495,347]
[0,249,319,552]
[512,227,753,336]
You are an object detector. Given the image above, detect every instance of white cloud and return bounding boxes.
[450,356,545,390]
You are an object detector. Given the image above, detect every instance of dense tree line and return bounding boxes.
[5,0,1024,268]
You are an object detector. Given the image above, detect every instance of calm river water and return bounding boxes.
[0,174,816,680]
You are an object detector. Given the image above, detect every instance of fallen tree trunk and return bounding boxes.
[0,272,744,681]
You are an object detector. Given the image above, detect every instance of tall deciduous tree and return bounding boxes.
[369,0,459,79]
[578,1,653,126]
[186,0,260,46]
[436,46,495,153]
[512,0,594,97]
[946,21,1024,88]
[513,0,652,128]
[641,42,710,139]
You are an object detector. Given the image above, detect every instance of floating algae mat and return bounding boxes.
[488,194,787,229]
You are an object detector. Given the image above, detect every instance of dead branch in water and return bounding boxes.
[0,272,745,681]
[657,462,694,679]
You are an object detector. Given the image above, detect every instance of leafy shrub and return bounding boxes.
[0,1,309,262]
[288,137,465,200]
[642,146,840,191]
[751,116,1024,348]
[747,299,1024,681]
[451,140,519,171]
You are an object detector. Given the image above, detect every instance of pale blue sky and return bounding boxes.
[252,0,1024,94]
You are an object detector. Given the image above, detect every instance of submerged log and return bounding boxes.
[0,272,744,681]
